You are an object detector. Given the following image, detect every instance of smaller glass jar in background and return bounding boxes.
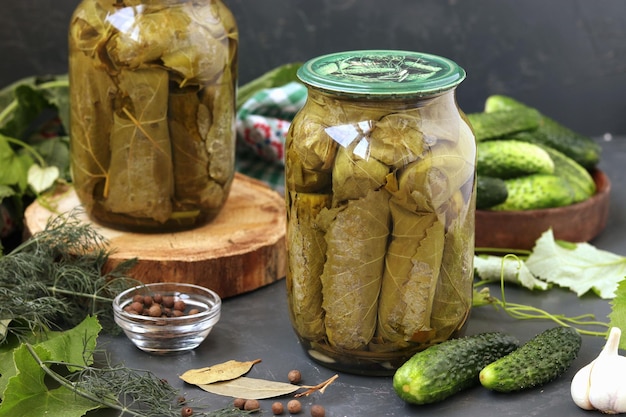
[68,0,238,231]
[285,50,476,375]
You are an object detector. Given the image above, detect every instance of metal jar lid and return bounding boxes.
[297,49,466,98]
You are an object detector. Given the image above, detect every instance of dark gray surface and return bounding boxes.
[95,137,625,417]
[3,0,626,136]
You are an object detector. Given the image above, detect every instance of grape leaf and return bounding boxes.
[474,254,549,291]
[0,344,100,417]
[609,279,626,350]
[0,316,101,414]
[27,164,59,194]
[525,229,626,299]
[0,135,32,192]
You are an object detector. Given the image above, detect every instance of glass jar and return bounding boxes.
[68,0,238,231]
[285,50,476,375]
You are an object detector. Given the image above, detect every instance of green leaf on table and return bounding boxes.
[27,164,59,194]
[609,279,626,350]
[0,184,16,200]
[0,344,101,417]
[474,254,549,290]
[0,135,32,191]
[31,135,71,180]
[0,316,101,407]
[525,229,626,299]
[0,85,50,138]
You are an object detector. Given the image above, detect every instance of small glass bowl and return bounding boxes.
[113,282,221,354]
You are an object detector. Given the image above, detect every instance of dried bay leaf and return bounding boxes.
[197,376,300,400]
[179,359,261,385]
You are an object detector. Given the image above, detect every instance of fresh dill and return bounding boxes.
[27,344,256,417]
[0,209,137,343]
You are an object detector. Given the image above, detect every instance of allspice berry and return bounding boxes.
[233,398,246,409]
[287,369,302,384]
[271,401,284,415]
[287,399,302,414]
[310,404,325,417]
[244,399,260,411]
[148,304,162,317]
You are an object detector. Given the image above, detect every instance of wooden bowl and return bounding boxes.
[475,170,611,250]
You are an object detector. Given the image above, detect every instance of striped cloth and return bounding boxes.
[235,81,307,194]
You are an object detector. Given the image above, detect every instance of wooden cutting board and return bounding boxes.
[24,173,286,299]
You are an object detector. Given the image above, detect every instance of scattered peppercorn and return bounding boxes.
[181,406,193,417]
[244,399,260,411]
[310,404,325,417]
[287,399,302,414]
[271,401,284,415]
[233,398,246,410]
[288,369,302,384]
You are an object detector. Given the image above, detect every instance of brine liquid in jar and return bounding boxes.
[285,50,476,375]
[68,0,238,231]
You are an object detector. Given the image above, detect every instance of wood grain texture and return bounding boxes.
[24,173,286,298]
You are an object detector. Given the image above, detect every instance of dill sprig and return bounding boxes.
[0,209,138,343]
[27,344,258,417]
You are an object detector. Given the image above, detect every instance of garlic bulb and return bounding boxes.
[571,327,626,414]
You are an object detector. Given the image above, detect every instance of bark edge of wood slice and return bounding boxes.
[24,173,287,299]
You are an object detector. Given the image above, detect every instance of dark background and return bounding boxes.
[2,0,626,136]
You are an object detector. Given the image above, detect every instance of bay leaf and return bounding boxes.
[179,359,261,385]
[197,376,300,400]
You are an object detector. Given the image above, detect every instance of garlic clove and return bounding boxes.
[570,361,595,410]
[571,327,626,414]
[588,354,626,414]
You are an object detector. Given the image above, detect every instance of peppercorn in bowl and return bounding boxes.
[113,282,221,354]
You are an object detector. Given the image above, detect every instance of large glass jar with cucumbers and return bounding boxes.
[68,0,238,231]
[285,50,476,375]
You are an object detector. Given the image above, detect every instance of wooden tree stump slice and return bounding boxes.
[24,173,286,299]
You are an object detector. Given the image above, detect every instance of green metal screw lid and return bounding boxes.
[297,50,466,98]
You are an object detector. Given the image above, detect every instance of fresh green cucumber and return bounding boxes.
[393,332,519,404]
[538,144,596,203]
[479,326,581,392]
[476,176,508,209]
[491,174,575,210]
[484,95,601,169]
[466,107,542,141]
[477,139,554,179]
[483,94,527,113]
